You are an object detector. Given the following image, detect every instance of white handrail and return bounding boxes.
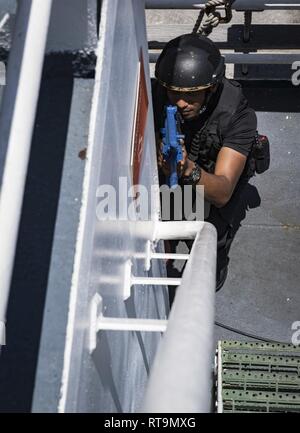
[142,222,217,413]
[0,0,53,346]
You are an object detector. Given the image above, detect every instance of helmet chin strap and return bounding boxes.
[195,91,210,116]
[196,82,220,117]
[198,103,208,115]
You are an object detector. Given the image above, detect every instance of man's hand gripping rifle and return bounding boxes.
[160,105,185,188]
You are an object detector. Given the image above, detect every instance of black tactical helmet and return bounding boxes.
[155,33,225,92]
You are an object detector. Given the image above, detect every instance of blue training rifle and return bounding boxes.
[160,105,184,188]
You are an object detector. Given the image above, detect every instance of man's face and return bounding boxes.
[167,89,207,121]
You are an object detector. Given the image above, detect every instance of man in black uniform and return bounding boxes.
[152,33,258,291]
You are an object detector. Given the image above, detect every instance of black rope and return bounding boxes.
[215,321,289,345]
[192,9,206,34]
[193,0,233,36]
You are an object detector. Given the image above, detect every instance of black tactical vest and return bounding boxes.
[186,78,245,173]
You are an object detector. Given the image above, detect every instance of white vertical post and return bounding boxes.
[0,0,53,345]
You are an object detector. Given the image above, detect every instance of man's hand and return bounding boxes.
[156,134,171,177]
[179,143,196,179]
[156,133,187,179]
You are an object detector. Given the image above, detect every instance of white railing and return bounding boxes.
[88,221,217,412]
[0,0,53,346]
[142,222,217,413]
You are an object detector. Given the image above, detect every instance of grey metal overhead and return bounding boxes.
[145,1,300,10]
[149,52,300,65]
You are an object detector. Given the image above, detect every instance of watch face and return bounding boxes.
[191,165,201,183]
[182,165,201,185]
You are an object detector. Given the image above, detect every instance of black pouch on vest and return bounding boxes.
[253,132,270,174]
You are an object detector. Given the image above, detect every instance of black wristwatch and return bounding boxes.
[182,162,202,185]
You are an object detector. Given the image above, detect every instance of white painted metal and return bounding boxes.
[0,0,53,346]
[88,221,217,413]
[122,222,204,298]
[93,249,189,260]
[143,238,188,270]
[217,341,223,413]
[58,0,169,413]
[21,0,219,412]
[89,293,168,354]
[123,257,182,300]
[97,318,168,333]
[142,222,217,413]
[131,276,181,286]
[153,220,205,240]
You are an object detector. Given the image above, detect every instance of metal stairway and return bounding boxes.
[217,341,300,412]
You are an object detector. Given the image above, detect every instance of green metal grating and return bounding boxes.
[221,340,300,353]
[217,340,300,413]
